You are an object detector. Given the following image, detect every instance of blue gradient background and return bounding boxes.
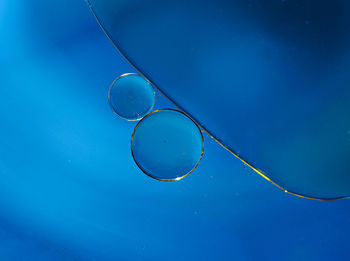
[0,1,349,260]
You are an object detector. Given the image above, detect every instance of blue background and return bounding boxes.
[0,0,349,260]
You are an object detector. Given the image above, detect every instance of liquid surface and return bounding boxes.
[131,109,204,181]
[108,73,155,121]
[1,1,350,260]
[88,0,350,199]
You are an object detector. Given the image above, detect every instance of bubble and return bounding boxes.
[89,0,350,199]
[108,73,155,121]
[131,109,204,181]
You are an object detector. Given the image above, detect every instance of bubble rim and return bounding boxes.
[130,108,205,182]
[108,73,156,121]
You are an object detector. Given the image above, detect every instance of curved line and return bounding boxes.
[87,2,346,201]
[130,109,205,181]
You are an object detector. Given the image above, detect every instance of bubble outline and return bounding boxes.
[108,73,156,121]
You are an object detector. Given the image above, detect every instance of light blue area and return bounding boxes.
[109,73,155,121]
[0,1,349,261]
[132,110,203,180]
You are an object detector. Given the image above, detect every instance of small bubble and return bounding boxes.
[108,73,155,121]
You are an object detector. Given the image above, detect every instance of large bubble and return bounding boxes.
[89,0,350,199]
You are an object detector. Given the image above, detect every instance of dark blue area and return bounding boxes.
[0,0,349,260]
